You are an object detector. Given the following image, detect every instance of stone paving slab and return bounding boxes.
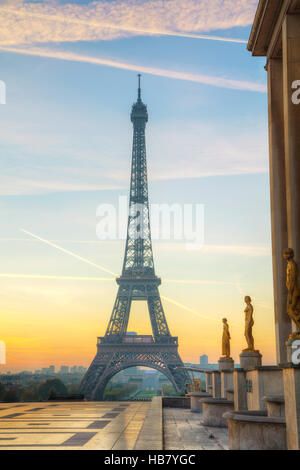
[0,402,150,450]
[134,397,163,450]
[163,408,229,450]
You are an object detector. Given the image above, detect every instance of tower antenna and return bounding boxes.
[138,74,141,101]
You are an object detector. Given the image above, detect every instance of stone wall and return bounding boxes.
[162,396,191,409]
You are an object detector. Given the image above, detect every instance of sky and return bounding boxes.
[0,0,276,373]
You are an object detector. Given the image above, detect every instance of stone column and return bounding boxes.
[221,371,234,399]
[267,57,291,362]
[212,371,221,398]
[233,369,247,411]
[283,366,300,450]
[218,357,234,399]
[282,16,300,323]
[205,372,212,394]
[281,15,300,449]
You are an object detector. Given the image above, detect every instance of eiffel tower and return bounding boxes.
[81,76,188,400]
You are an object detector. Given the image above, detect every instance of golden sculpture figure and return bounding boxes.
[284,248,300,336]
[244,296,255,351]
[222,318,231,358]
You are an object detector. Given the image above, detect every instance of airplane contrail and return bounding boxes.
[160,295,214,322]
[20,229,117,277]
[0,270,238,286]
[159,295,241,327]
[164,279,237,286]
[20,228,230,323]
[0,273,114,281]
[1,7,248,44]
[0,45,267,93]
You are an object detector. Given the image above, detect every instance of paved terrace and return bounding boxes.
[0,401,152,450]
[0,399,228,450]
[164,408,228,450]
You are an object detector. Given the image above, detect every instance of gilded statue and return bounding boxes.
[284,248,300,336]
[244,296,255,351]
[222,318,231,358]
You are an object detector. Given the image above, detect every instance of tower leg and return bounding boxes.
[147,287,171,338]
[105,285,132,338]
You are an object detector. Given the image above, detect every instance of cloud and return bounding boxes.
[200,244,271,257]
[0,117,268,195]
[0,272,242,285]
[0,44,267,93]
[0,238,271,258]
[0,273,114,281]
[0,0,258,45]
[148,121,268,180]
[0,176,122,195]
[154,242,271,257]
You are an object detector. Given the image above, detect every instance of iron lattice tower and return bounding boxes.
[81,76,188,400]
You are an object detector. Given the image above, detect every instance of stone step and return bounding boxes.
[263,395,285,418]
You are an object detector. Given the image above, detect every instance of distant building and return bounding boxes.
[70,366,77,374]
[200,355,209,366]
[77,366,87,374]
[123,367,140,376]
[143,370,159,388]
[60,366,69,374]
[129,377,143,384]
[41,366,55,375]
[19,371,32,376]
[159,375,170,383]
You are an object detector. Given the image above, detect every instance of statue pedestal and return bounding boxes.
[218,357,234,372]
[201,398,234,428]
[240,350,262,370]
[187,392,212,413]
